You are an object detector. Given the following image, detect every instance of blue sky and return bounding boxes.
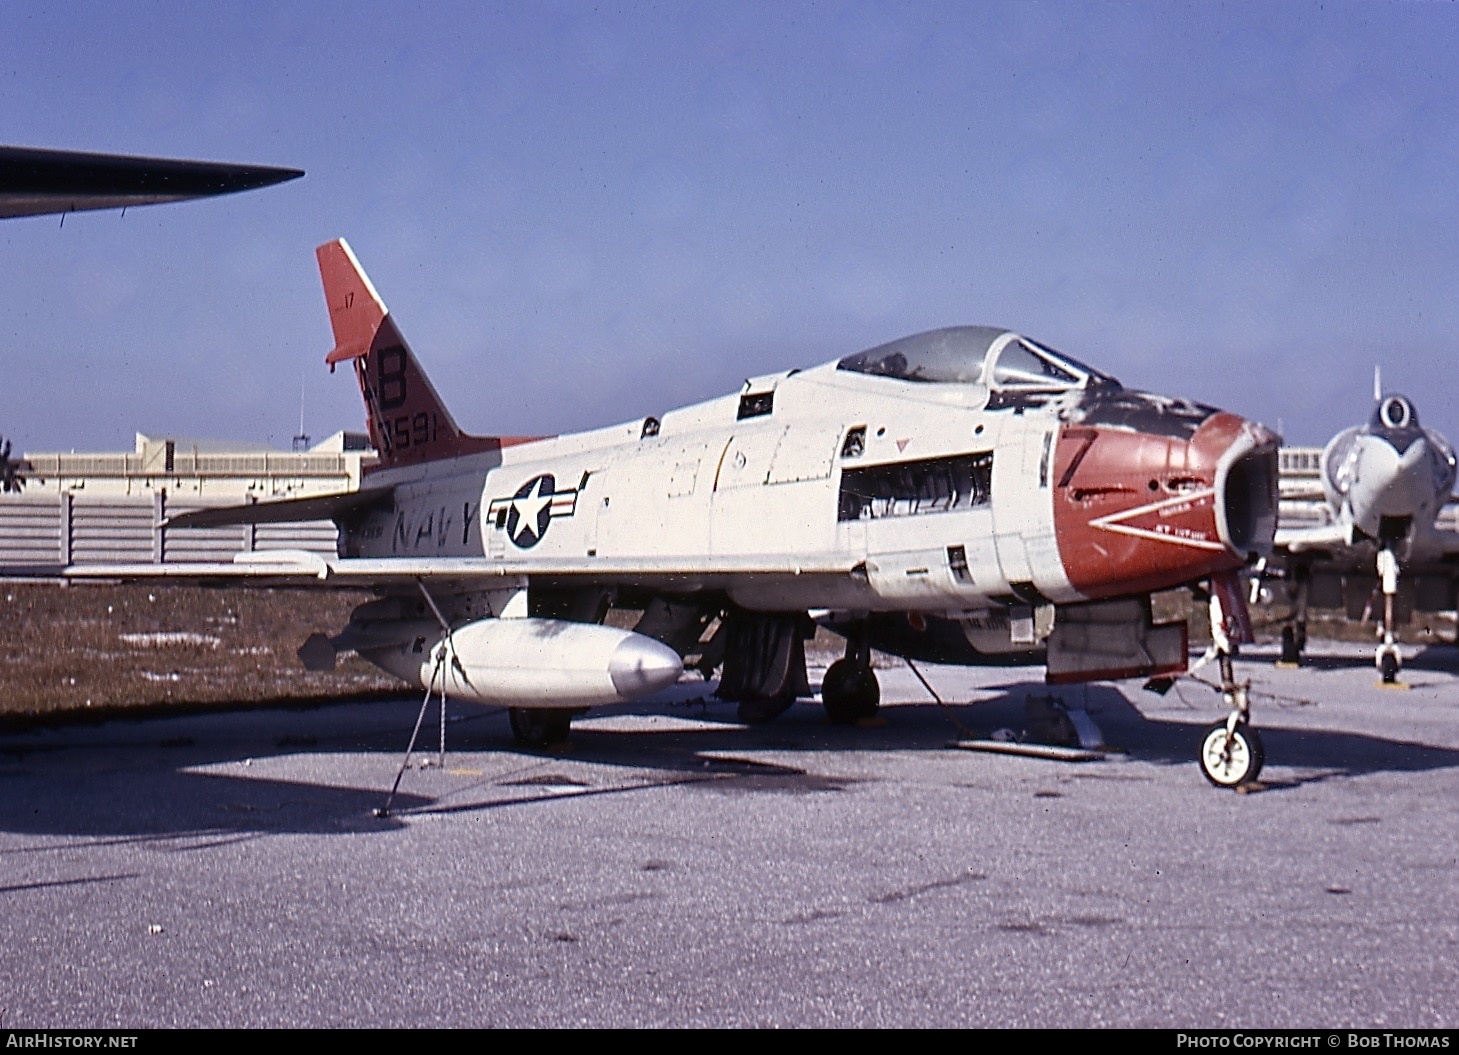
[4,0,1459,455]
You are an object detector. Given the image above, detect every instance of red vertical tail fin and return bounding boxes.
[317,239,502,467]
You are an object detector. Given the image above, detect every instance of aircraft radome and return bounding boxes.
[70,240,1284,787]
[1255,375,1459,684]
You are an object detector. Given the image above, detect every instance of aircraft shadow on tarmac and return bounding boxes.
[554,673,1459,788]
[0,719,434,844]
[3,661,1458,843]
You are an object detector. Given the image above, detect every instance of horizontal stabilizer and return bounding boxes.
[163,485,394,529]
[318,240,390,367]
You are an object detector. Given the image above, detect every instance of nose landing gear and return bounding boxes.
[1375,546,1405,687]
[1197,574,1265,789]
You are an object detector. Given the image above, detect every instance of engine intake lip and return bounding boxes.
[1214,423,1281,559]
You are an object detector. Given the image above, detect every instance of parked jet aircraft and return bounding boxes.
[1257,381,1459,683]
[0,145,302,470]
[71,240,1283,786]
[0,144,302,220]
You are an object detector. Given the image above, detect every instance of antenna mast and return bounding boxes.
[292,373,310,451]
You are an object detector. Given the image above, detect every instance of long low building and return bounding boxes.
[1,431,374,571]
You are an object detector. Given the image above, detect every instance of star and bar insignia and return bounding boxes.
[487,473,579,548]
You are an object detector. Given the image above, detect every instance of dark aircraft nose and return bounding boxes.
[1051,407,1280,600]
[1373,394,1418,432]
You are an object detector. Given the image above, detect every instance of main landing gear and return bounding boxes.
[821,625,880,724]
[1272,558,1309,668]
[1279,548,1405,684]
[1198,576,1265,789]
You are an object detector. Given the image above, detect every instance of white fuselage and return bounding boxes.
[345,360,1077,616]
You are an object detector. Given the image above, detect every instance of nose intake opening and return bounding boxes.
[1220,445,1279,557]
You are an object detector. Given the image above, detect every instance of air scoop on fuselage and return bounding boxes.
[1050,394,1280,601]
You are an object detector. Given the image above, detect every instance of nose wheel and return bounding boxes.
[1199,718,1264,787]
[1377,645,1401,685]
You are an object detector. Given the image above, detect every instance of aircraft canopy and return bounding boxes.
[836,326,1117,392]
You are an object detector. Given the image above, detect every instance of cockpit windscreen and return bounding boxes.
[836,326,1117,391]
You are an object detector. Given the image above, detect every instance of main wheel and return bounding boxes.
[1378,649,1400,684]
[509,708,574,748]
[1279,626,1302,666]
[1199,721,1264,788]
[821,659,880,724]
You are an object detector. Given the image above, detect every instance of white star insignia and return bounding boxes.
[510,477,554,543]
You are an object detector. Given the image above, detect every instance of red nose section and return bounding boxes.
[1053,411,1280,600]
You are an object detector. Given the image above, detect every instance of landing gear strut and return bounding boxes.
[1375,546,1403,685]
[1279,562,1309,667]
[822,624,879,724]
[1197,575,1264,788]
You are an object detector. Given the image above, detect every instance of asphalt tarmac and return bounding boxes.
[3,642,1457,1028]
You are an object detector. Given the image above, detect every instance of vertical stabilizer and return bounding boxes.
[317,239,510,467]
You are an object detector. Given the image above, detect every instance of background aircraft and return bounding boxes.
[1258,380,1459,682]
[0,144,302,220]
[0,435,21,493]
[0,144,302,491]
[70,240,1282,787]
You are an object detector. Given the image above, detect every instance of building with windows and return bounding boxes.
[1,432,374,570]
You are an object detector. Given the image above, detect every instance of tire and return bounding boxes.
[1280,626,1301,666]
[1199,721,1264,788]
[509,708,574,748]
[1379,650,1400,684]
[821,659,880,724]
